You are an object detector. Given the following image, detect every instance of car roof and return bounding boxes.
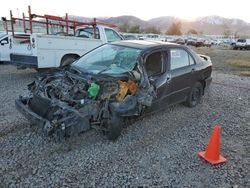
[111,40,180,50]
[110,40,202,61]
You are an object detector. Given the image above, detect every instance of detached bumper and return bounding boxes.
[15,96,91,136]
[15,97,52,134]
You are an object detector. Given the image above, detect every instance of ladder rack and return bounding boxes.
[3,5,117,38]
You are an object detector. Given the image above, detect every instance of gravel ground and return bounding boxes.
[0,64,249,187]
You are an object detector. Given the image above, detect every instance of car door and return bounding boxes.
[143,49,172,112]
[168,47,197,104]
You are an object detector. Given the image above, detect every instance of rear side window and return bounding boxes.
[105,28,122,42]
[77,27,100,39]
[170,49,195,70]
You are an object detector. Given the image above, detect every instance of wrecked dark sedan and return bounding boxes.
[15,40,212,140]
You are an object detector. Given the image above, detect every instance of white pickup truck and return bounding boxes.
[10,25,123,69]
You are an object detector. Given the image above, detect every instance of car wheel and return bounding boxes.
[103,111,123,141]
[185,82,203,107]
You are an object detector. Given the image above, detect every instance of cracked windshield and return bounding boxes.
[74,44,141,74]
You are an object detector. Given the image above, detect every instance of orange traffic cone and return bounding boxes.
[198,125,227,165]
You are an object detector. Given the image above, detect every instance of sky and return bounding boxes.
[1,0,250,23]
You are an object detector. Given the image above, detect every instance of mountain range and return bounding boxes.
[70,15,250,36]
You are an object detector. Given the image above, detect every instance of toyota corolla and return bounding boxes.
[15,40,212,140]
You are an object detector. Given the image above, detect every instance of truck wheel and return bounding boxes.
[103,111,123,141]
[61,56,78,67]
[184,82,203,107]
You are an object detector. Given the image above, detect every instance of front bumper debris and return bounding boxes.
[15,96,52,135]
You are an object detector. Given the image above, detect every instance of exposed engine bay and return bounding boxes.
[17,69,155,140]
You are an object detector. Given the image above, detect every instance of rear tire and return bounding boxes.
[184,82,203,107]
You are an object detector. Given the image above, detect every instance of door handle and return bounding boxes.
[191,68,195,73]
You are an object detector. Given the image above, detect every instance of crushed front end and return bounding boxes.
[15,70,155,140]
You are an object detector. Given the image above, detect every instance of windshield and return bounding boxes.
[73,44,142,74]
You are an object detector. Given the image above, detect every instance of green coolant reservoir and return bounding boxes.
[88,83,100,99]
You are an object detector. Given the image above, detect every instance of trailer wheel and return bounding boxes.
[61,55,79,67]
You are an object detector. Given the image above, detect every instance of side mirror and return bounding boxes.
[0,40,8,45]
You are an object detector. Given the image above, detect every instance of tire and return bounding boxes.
[103,111,123,141]
[184,82,203,107]
[61,56,78,67]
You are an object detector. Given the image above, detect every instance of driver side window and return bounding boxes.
[145,51,164,77]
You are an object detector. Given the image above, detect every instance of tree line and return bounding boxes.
[118,22,184,35]
[119,21,240,37]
